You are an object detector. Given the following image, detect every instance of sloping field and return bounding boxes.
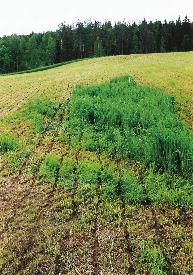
[0,53,193,274]
[0,52,193,126]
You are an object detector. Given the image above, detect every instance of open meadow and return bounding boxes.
[0,52,193,274]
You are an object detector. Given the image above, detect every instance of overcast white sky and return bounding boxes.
[0,0,192,36]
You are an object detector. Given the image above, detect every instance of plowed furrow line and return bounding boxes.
[91,153,102,275]
[17,101,65,175]
[0,180,34,238]
[10,101,73,274]
[0,87,48,117]
[0,100,67,198]
[116,159,135,274]
[50,113,83,273]
[0,101,68,237]
[151,207,176,274]
[52,149,82,274]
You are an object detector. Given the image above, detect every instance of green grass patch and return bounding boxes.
[137,240,168,275]
[62,76,193,177]
[22,97,58,133]
[58,156,145,204]
[122,175,145,204]
[59,157,78,188]
[145,172,193,207]
[0,134,19,153]
[8,149,30,170]
[39,153,61,183]
[25,98,56,117]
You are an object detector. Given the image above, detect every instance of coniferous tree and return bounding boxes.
[0,17,192,73]
[131,24,142,54]
[94,36,104,57]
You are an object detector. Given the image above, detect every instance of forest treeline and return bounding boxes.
[0,17,192,73]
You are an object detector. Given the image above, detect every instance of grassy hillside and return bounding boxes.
[0,53,192,274]
[0,52,193,127]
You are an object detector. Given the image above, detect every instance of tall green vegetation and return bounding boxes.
[62,76,193,177]
[40,155,145,204]
[52,76,193,208]
[0,17,192,73]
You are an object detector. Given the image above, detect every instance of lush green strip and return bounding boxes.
[61,76,193,177]
[39,154,145,204]
[39,154,193,207]
[52,75,193,207]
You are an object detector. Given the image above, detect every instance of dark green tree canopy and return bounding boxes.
[0,17,192,73]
